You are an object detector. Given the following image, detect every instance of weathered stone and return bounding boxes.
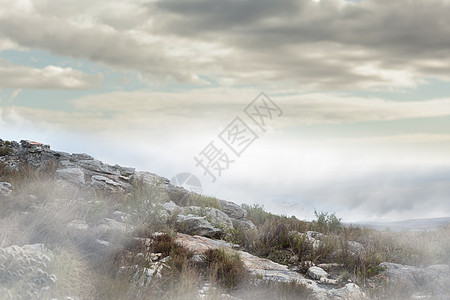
[91,175,123,192]
[67,219,89,231]
[219,200,247,219]
[181,206,234,229]
[115,165,135,176]
[0,182,13,197]
[174,233,366,300]
[330,283,366,299]
[112,210,129,222]
[92,218,132,241]
[71,153,94,161]
[379,262,450,297]
[0,243,56,299]
[307,231,324,240]
[136,171,169,186]
[347,241,366,257]
[67,220,89,242]
[79,159,120,176]
[308,266,329,280]
[56,168,85,186]
[176,215,221,238]
[289,231,322,250]
[232,218,257,231]
[163,201,181,215]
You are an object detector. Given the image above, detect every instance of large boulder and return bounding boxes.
[56,168,85,186]
[181,206,234,229]
[232,218,257,231]
[176,214,221,238]
[308,266,329,280]
[219,200,247,219]
[347,241,366,257]
[330,283,366,300]
[379,262,450,298]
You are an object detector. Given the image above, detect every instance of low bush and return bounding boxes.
[205,248,247,289]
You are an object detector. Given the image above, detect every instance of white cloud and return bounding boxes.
[2,88,450,132]
[0,61,102,89]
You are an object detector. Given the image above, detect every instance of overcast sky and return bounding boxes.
[1,0,450,222]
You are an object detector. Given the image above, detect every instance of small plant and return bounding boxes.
[205,248,247,289]
[313,210,342,233]
[189,194,221,209]
[0,147,12,156]
[338,270,351,285]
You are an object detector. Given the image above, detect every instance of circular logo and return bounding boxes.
[170,172,202,193]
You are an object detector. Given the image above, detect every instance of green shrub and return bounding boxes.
[312,210,342,233]
[0,147,11,156]
[235,279,311,300]
[205,248,247,289]
[189,194,221,209]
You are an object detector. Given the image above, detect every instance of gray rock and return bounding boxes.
[330,283,366,299]
[308,266,329,280]
[67,219,89,231]
[91,175,123,192]
[115,165,135,176]
[181,206,233,229]
[135,171,169,186]
[290,231,322,250]
[0,244,56,299]
[175,233,367,300]
[176,214,221,238]
[92,218,131,241]
[232,218,257,231]
[347,241,366,257]
[79,159,120,176]
[112,210,129,222]
[379,262,450,297]
[219,200,247,219]
[307,231,324,240]
[71,153,94,161]
[0,182,12,197]
[67,220,89,242]
[163,201,181,215]
[56,168,85,186]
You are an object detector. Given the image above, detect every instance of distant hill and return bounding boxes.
[346,217,450,231]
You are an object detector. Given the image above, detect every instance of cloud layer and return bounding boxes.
[0,60,102,89]
[1,0,450,88]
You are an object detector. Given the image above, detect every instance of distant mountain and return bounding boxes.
[346,217,450,231]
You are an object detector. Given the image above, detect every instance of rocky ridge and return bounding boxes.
[1,139,448,299]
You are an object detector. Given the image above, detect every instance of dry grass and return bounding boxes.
[205,248,247,289]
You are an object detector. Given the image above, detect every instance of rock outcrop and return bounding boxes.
[0,139,373,300]
[0,182,12,197]
[0,244,57,299]
[379,262,450,298]
[175,233,366,300]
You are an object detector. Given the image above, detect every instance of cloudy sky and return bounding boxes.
[1,0,450,222]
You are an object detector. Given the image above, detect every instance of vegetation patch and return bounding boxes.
[205,248,247,289]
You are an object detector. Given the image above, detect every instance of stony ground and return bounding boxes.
[0,139,449,299]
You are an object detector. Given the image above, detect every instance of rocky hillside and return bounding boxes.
[0,139,449,299]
